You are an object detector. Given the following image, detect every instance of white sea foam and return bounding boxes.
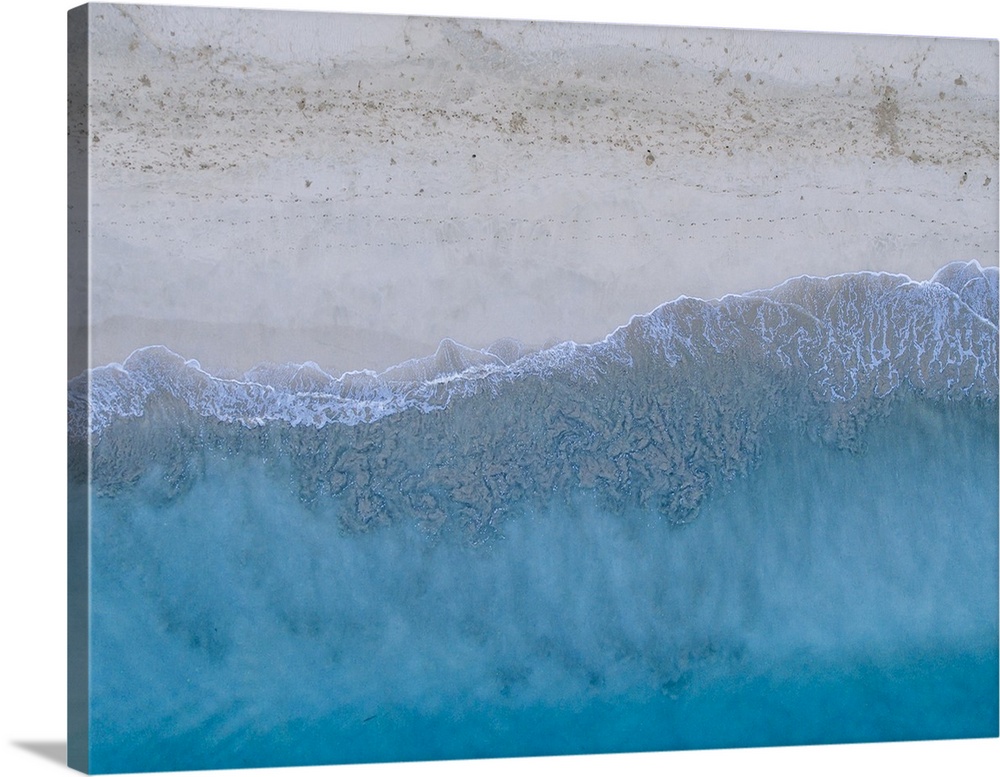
[69,262,998,439]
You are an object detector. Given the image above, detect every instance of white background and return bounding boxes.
[1,1,997,776]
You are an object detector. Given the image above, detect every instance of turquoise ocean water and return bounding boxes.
[71,263,999,772]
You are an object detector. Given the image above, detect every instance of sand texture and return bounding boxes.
[82,6,999,375]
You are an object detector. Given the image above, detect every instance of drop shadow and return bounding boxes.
[12,740,67,767]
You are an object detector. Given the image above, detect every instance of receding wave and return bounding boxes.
[71,261,998,435]
[71,261,998,532]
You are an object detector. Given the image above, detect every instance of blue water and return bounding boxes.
[74,263,999,772]
[86,396,998,773]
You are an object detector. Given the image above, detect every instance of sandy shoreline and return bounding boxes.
[83,7,999,375]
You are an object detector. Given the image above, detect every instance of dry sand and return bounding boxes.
[81,6,999,375]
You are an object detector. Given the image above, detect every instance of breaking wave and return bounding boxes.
[69,261,998,533]
[70,261,998,439]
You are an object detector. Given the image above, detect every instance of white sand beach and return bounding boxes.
[84,6,998,375]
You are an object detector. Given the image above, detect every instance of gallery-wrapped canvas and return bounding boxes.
[67,3,999,774]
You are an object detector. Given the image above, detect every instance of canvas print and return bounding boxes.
[67,3,999,774]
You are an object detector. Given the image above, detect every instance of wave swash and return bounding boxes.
[71,261,998,771]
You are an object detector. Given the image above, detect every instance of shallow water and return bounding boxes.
[87,395,998,772]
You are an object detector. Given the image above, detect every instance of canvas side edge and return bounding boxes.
[67,4,91,774]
